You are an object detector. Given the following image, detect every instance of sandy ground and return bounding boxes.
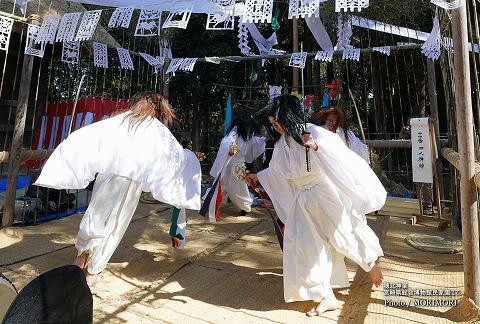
[1,201,479,323]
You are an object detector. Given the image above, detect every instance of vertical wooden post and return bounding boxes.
[292,18,299,92]
[2,15,40,228]
[451,4,480,305]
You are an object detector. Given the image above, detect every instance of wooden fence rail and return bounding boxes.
[441,147,480,188]
[0,149,53,164]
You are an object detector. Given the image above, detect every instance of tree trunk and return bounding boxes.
[413,53,427,117]
[192,104,201,151]
[312,61,321,100]
[305,33,313,95]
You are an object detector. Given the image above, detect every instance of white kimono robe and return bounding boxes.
[35,112,201,210]
[258,124,385,302]
[336,127,370,163]
[34,112,202,274]
[209,127,266,213]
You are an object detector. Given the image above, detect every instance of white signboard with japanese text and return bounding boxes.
[410,118,433,183]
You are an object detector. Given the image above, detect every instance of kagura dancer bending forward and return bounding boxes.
[245,95,385,316]
[35,92,201,286]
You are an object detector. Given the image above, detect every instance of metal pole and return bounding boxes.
[300,43,311,172]
[2,15,40,228]
[451,3,480,305]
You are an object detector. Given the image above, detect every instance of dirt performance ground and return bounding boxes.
[0,202,478,323]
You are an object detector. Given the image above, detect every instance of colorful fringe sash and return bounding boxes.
[199,175,223,223]
[170,207,187,249]
[253,186,284,250]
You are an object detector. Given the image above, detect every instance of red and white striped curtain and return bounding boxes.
[23,97,128,169]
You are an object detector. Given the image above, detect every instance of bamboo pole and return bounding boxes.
[2,15,41,228]
[451,3,480,305]
[0,10,27,23]
[441,147,480,188]
[0,149,53,163]
[365,139,449,148]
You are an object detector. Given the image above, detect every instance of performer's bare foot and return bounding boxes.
[85,273,103,287]
[73,252,88,269]
[306,294,339,317]
[368,263,383,287]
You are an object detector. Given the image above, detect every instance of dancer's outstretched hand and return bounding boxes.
[301,132,318,151]
[244,173,258,187]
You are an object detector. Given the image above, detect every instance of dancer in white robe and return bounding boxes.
[207,115,266,217]
[311,106,370,163]
[34,92,201,286]
[245,95,385,316]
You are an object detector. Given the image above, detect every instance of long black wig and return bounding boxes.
[226,113,261,141]
[256,94,309,145]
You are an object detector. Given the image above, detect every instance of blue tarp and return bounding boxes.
[0,176,31,192]
[15,205,88,226]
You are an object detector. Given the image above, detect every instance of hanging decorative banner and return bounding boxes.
[56,12,82,42]
[108,6,135,28]
[75,10,102,42]
[305,16,333,51]
[237,24,254,55]
[206,0,235,30]
[162,7,193,29]
[246,23,277,54]
[25,24,45,58]
[314,49,334,62]
[61,41,80,65]
[268,85,282,102]
[0,16,14,51]
[342,47,361,61]
[116,47,134,70]
[351,16,430,41]
[135,9,161,36]
[139,52,162,69]
[205,56,222,64]
[335,0,370,12]
[348,16,477,54]
[241,0,274,24]
[430,0,462,10]
[421,11,441,61]
[410,118,433,183]
[372,46,391,56]
[289,52,308,68]
[178,58,198,71]
[335,15,352,50]
[244,23,280,65]
[36,15,60,44]
[271,6,280,29]
[288,0,320,19]
[166,58,183,74]
[93,42,108,68]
